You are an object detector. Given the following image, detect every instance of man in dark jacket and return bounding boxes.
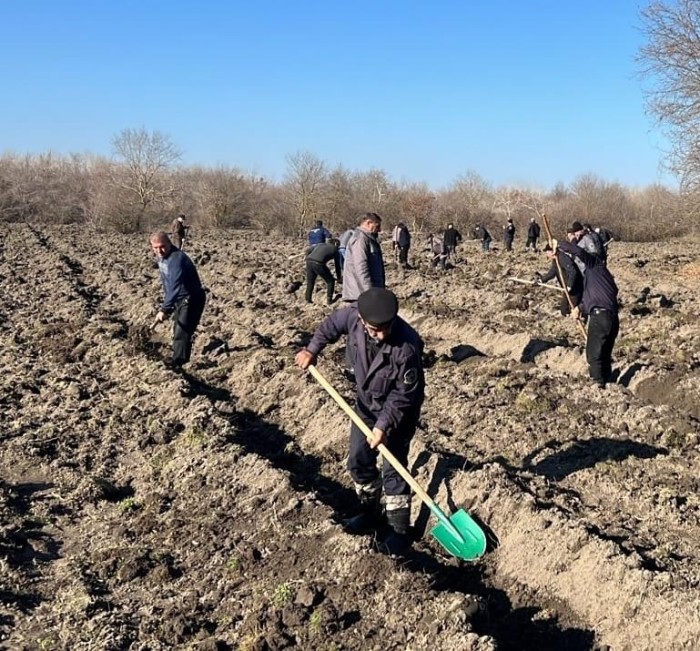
[535,245,583,316]
[443,223,462,261]
[503,218,516,251]
[295,288,425,555]
[525,217,541,252]
[305,239,342,304]
[308,220,333,247]
[552,237,619,388]
[393,222,411,268]
[151,231,206,367]
[475,224,492,252]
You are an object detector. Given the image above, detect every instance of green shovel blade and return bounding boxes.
[429,508,487,561]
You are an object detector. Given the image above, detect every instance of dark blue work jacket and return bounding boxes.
[156,249,203,313]
[307,306,425,434]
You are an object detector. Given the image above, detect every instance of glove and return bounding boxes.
[571,305,580,320]
[550,238,558,250]
[155,310,167,323]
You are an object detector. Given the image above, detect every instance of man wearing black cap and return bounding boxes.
[549,237,619,388]
[295,287,425,555]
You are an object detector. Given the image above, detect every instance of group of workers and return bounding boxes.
[147,210,620,557]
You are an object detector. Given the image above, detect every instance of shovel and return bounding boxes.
[307,365,487,561]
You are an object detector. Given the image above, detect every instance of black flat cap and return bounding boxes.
[357,288,398,327]
[568,220,584,233]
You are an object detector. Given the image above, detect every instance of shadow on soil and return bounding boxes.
[0,481,62,636]
[523,437,666,481]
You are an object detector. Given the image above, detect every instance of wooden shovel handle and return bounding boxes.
[542,215,588,342]
[307,364,438,511]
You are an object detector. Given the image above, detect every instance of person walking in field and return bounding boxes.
[295,287,425,556]
[341,212,385,302]
[525,217,541,252]
[150,231,206,368]
[170,214,188,250]
[305,239,342,305]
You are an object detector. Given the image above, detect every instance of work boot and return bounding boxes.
[379,499,412,556]
[343,481,382,535]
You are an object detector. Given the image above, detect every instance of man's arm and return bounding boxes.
[295,307,354,369]
[354,237,373,291]
[333,250,342,281]
[557,240,597,267]
[539,260,558,284]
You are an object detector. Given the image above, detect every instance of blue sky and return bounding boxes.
[0,1,672,190]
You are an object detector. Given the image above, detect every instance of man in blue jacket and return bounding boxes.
[308,220,333,247]
[150,231,206,368]
[295,288,425,555]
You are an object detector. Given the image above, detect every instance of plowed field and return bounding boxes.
[1,224,699,651]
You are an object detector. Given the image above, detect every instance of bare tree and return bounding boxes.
[111,128,182,223]
[283,150,327,236]
[638,1,695,192]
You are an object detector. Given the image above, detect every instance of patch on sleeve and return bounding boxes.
[403,368,418,385]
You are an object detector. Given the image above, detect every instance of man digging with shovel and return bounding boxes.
[295,288,425,556]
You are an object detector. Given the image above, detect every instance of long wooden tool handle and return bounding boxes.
[508,276,565,292]
[541,215,588,342]
[307,364,438,511]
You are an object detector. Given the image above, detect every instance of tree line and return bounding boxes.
[0,128,688,242]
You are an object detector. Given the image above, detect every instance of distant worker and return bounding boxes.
[443,223,463,261]
[150,231,206,368]
[308,220,333,247]
[305,239,342,305]
[503,218,516,252]
[525,217,541,252]
[170,214,188,250]
[475,224,492,252]
[341,213,385,302]
[392,222,411,268]
[428,233,448,270]
[295,287,425,555]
